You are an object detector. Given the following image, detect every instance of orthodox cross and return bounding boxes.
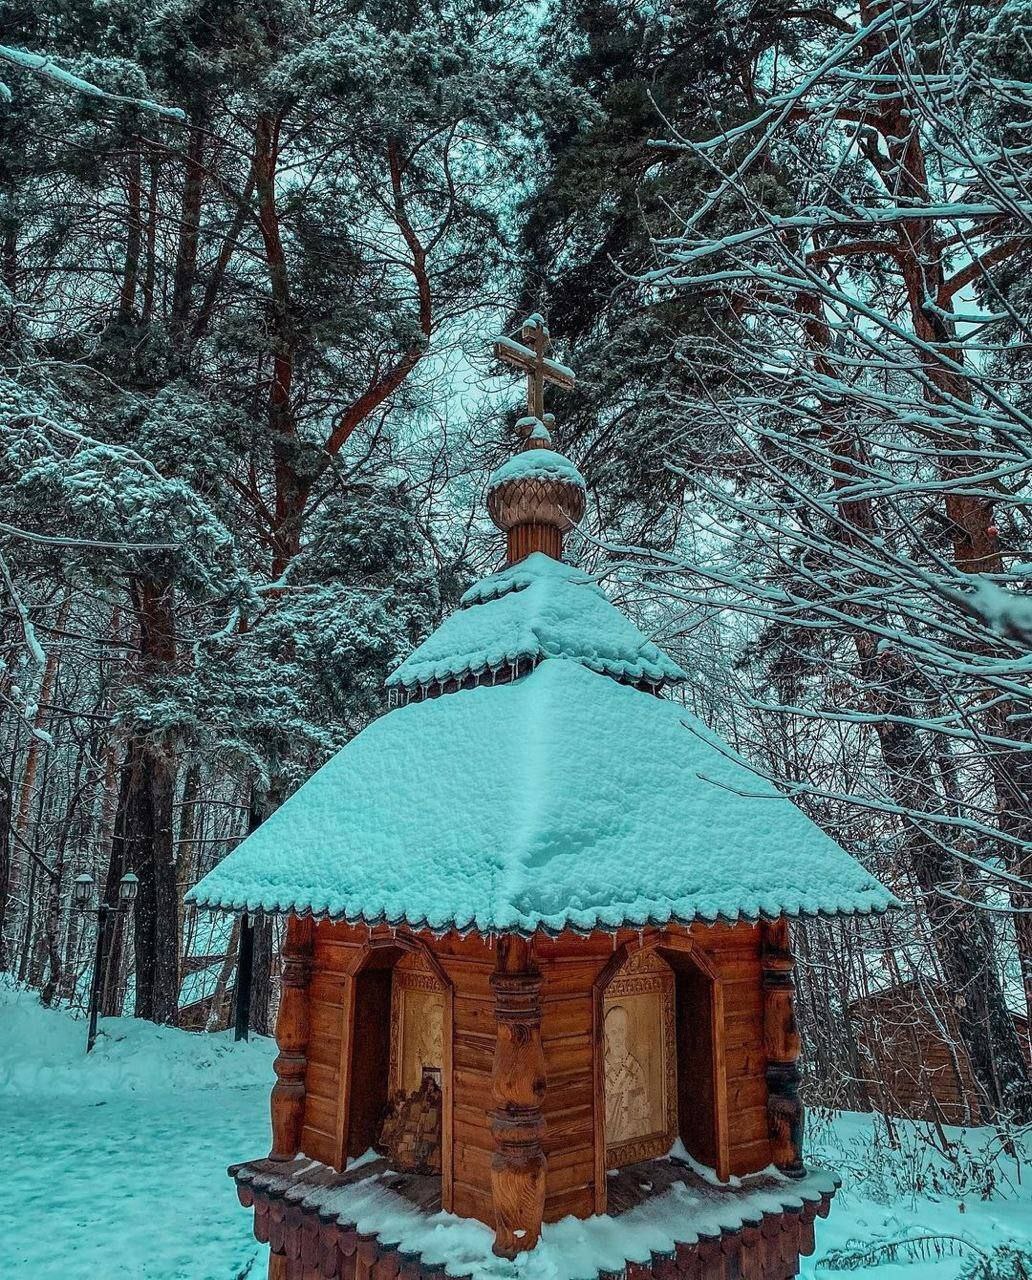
[493,313,575,419]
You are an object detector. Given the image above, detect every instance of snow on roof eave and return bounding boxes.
[188,661,897,945]
[458,553,602,607]
[184,892,902,940]
[385,651,686,693]
[387,552,689,691]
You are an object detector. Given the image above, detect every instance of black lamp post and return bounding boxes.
[75,870,140,1053]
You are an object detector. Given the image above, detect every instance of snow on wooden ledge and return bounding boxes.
[233,1151,839,1279]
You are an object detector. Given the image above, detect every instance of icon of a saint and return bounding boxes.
[604,1004,648,1144]
[416,1011,443,1078]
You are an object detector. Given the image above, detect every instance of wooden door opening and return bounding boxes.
[346,958,393,1159]
[670,960,718,1169]
[343,942,454,1208]
[595,939,728,1207]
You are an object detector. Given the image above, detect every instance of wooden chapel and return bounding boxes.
[189,317,895,1280]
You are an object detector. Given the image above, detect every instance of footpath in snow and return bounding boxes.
[0,980,272,1280]
[0,981,1028,1279]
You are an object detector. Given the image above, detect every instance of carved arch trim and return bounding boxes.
[591,930,730,1211]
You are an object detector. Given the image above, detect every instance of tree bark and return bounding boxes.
[7,598,67,937]
[176,761,201,966]
[111,576,180,1025]
[250,916,274,1036]
[118,735,179,1024]
[118,136,142,322]
[141,150,160,323]
[0,762,12,971]
[170,115,206,335]
[38,854,64,1006]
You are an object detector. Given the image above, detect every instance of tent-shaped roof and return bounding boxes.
[387,552,686,692]
[189,657,895,934]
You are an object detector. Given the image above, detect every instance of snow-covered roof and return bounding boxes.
[486,448,585,494]
[188,658,896,934]
[388,552,686,691]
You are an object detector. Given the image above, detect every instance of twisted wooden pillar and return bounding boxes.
[270,914,314,1162]
[490,935,547,1257]
[762,918,805,1178]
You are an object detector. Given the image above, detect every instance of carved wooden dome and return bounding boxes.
[486,431,587,561]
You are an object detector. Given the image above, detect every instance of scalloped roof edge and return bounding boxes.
[185,893,902,938]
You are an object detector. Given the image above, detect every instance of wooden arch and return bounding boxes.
[336,928,455,1210]
[591,929,730,1208]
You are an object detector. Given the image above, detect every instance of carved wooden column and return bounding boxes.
[490,935,547,1257]
[761,918,805,1178]
[270,913,315,1162]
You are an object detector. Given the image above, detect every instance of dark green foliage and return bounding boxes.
[513,0,800,540]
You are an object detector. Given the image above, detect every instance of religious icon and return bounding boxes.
[603,951,677,1167]
[414,1011,444,1088]
[604,1005,649,1143]
[381,956,447,1174]
[389,956,446,1097]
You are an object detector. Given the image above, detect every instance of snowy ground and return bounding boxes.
[803,1107,1031,1280]
[0,981,272,1279]
[1,982,1028,1279]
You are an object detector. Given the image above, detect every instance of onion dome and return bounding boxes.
[486,416,587,562]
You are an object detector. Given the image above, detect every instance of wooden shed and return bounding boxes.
[848,980,1031,1126]
[189,319,896,1279]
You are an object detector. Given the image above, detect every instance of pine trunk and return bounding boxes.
[121,736,180,1024]
[111,577,181,1025]
[170,116,206,335]
[119,137,142,321]
[0,762,12,971]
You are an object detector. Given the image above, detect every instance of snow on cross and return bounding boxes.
[493,313,576,421]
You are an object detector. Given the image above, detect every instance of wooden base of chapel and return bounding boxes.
[234,1153,836,1280]
[227,914,835,1280]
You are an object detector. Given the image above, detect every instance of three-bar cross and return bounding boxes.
[493,314,575,420]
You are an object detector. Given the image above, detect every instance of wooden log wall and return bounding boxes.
[432,933,498,1226]
[283,918,777,1239]
[535,941,598,1222]
[301,923,364,1167]
[713,925,774,1178]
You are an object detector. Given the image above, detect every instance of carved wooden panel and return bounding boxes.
[603,949,676,1168]
[390,952,446,1097]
